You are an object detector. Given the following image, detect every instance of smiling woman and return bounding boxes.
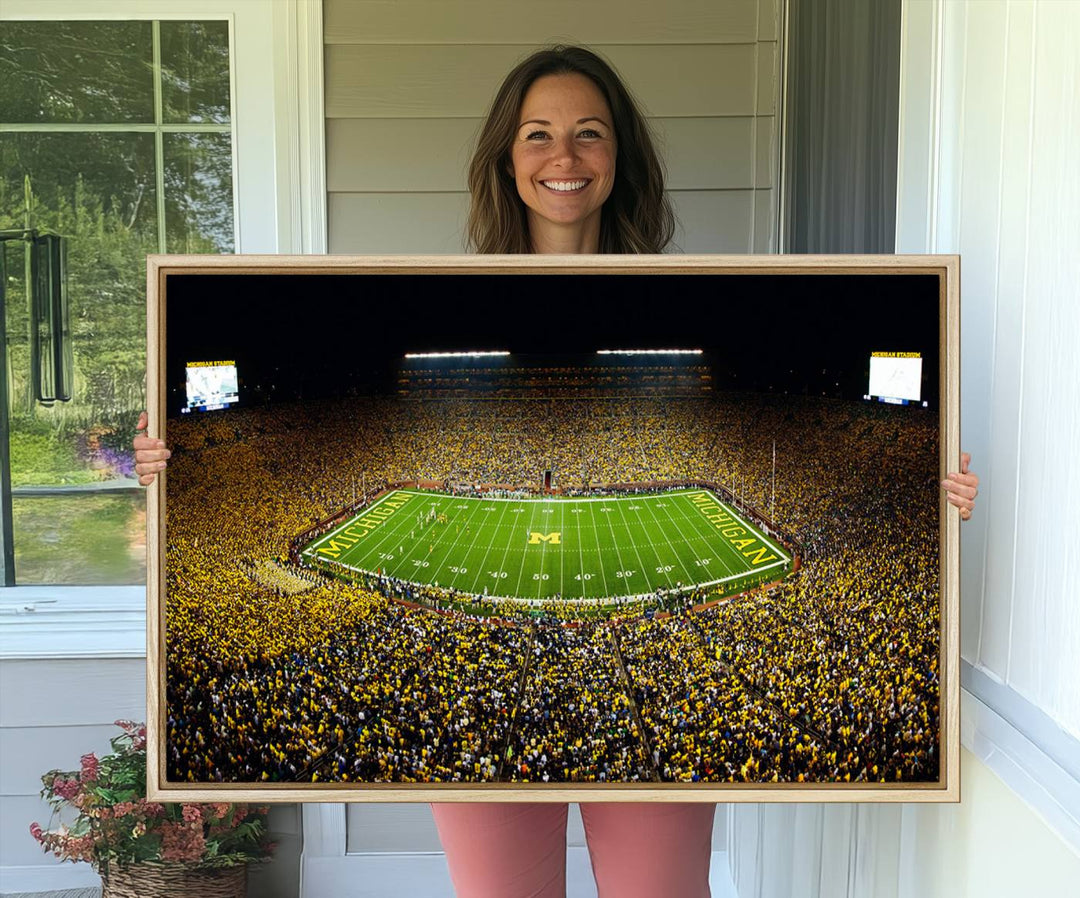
[466,45,674,254]
[509,73,617,253]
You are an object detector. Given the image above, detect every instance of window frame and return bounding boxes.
[0,0,326,647]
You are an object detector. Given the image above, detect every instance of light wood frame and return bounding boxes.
[146,253,960,803]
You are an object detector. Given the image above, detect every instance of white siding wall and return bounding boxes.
[905,0,1080,738]
[729,1,1080,895]
[0,658,145,883]
[729,745,1080,898]
[0,640,301,898]
[324,0,782,253]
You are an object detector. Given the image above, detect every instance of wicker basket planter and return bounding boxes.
[101,862,247,898]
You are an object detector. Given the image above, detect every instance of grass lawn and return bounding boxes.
[13,492,146,584]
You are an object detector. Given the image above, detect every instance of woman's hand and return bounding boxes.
[941,451,979,521]
[133,411,170,486]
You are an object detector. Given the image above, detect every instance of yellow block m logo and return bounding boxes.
[528,531,561,545]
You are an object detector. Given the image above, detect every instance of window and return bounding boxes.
[1,19,234,584]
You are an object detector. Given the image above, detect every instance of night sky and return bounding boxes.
[164,272,942,410]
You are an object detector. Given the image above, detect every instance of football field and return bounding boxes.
[301,488,791,603]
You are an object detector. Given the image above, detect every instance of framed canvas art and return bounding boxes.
[145,254,960,803]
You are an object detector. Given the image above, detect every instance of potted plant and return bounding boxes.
[30,720,273,897]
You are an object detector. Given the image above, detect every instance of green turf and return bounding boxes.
[301,488,791,603]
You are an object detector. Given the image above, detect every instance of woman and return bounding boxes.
[135,45,979,898]
[465,45,673,256]
[434,46,717,898]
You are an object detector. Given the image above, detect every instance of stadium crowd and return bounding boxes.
[163,390,940,785]
[504,624,652,783]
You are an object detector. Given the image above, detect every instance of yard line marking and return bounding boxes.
[576,497,587,598]
[556,500,565,601]
[639,492,702,587]
[505,503,534,599]
[598,500,631,597]
[351,492,432,579]
[466,498,514,597]
[614,497,654,595]
[628,498,676,591]
[680,491,756,580]
[523,499,553,601]
[679,489,792,583]
[369,491,486,589]
[673,558,787,589]
[589,500,611,597]
[437,494,492,587]
[369,492,467,569]
[360,497,423,578]
[388,489,701,504]
[534,501,550,601]
[420,495,478,585]
[397,492,531,587]
[665,491,735,581]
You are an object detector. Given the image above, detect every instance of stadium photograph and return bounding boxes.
[152,260,953,795]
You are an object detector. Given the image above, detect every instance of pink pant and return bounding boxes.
[431,802,715,898]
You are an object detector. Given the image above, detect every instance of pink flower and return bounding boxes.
[112,801,136,818]
[64,834,96,863]
[52,777,80,801]
[137,798,165,817]
[160,821,206,863]
[206,802,231,819]
[80,753,100,782]
[181,805,202,824]
[29,822,43,842]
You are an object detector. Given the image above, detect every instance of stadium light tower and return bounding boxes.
[595,349,703,355]
[404,351,509,359]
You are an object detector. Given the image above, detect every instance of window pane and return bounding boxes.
[2,134,156,492]
[164,133,235,252]
[0,133,159,241]
[0,22,154,124]
[160,21,232,124]
[12,493,147,585]
[2,131,155,582]
[1,20,235,586]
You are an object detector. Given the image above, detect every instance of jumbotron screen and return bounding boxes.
[867,351,924,406]
[183,360,239,413]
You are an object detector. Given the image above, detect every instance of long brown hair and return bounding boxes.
[466,46,675,254]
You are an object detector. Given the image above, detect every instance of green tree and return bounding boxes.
[1,19,233,485]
